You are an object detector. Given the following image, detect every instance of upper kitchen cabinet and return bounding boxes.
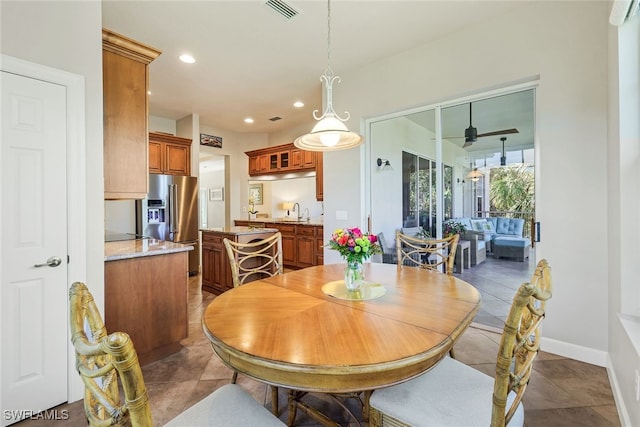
[149,132,192,176]
[246,143,314,176]
[102,28,161,199]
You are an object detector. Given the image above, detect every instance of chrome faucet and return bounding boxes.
[304,208,310,221]
[293,202,302,220]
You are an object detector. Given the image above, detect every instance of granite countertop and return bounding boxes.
[200,226,279,235]
[105,239,193,262]
[235,217,324,226]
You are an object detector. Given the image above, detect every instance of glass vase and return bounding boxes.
[344,260,364,291]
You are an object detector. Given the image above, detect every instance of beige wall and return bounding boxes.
[327,1,610,354]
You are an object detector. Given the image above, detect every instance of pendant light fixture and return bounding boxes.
[293,0,363,151]
[466,168,484,182]
[500,136,507,166]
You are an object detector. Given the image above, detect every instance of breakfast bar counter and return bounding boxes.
[104,238,193,261]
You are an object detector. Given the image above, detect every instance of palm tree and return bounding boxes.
[489,165,534,214]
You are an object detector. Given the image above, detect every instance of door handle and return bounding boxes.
[34,256,62,268]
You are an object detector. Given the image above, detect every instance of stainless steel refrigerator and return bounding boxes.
[136,174,199,275]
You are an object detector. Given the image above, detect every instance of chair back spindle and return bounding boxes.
[223,232,283,287]
[492,259,553,426]
[396,231,459,275]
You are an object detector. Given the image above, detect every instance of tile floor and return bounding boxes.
[17,263,621,426]
[454,249,537,330]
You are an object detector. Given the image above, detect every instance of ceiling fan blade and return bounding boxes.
[477,128,519,138]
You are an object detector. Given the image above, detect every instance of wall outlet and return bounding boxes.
[242,206,247,213]
[635,370,640,401]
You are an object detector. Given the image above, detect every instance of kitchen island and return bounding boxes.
[104,239,193,365]
[201,226,279,295]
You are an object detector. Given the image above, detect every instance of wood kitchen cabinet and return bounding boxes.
[296,225,316,268]
[315,152,324,201]
[246,143,323,201]
[246,143,315,176]
[316,235,325,266]
[201,228,279,294]
[234,220,323,269]
[105,250,188,365]
[201,231,234,295]
[102,28,160,199]
[248,154,269,175]
[148,132,192,176]
[291,149,316,169]
[269,150,290,171]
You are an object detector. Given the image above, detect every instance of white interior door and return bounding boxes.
[1,71,69,425]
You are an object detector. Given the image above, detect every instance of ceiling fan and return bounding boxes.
[447,103,520,148]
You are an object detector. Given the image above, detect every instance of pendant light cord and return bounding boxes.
[326,0,333,75]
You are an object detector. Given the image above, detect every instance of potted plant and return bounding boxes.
[443,220,466,237]
[328,227,382,291]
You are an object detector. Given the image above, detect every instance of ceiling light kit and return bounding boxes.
[293,0,363,152]
[179,54,195,64]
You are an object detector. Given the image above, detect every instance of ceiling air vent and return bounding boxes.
[269,116,282,122]
[265,0,300,21]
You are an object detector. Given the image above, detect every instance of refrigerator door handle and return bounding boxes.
[168,184,178,236]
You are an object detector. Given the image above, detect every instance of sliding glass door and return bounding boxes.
[368,106,454,246]
[401,152,453,237]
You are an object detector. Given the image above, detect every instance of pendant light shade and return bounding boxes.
[293,0,363,152]
[466,168,484,182]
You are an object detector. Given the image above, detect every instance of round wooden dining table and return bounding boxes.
[202,263,481,396]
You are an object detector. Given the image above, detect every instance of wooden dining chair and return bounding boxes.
[369,259,553,427]
[223,231,283,288]
[223,232,283,414]
[395,231,459,276]
[69,282,284,426]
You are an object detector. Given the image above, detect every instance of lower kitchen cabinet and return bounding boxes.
[201,227,279,294]
[201,231,234,295]
[296,225,316,268]
[234,220,323,269]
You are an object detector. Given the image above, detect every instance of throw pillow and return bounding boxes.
[470,219,487,232]
[482,221,494,232]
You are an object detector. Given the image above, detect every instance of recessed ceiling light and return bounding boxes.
[179,54,195,64]
[293,101,304,108]
[147,90,152,95]
[244,118,254,124]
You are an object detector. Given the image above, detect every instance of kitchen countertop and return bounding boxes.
[200,226,279,235]
[105,239,193,262]
[234,217,324,226]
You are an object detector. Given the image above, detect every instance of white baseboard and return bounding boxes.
[540,336,608,367]
[607,354,632,427]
